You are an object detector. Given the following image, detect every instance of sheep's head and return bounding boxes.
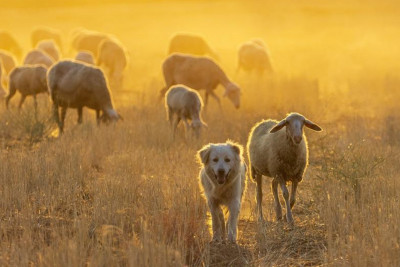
[223,82,241,109]
[191,120,207,139]
[269,113,322,145]
[101,109,123,124]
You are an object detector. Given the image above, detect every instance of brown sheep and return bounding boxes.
[5,65,48,110]
[75,51,95,65]
[0,31,22,58]
[97,39,127,90]
[23,49,55,68]
[31,27,63,50]
[168,33,218,60]
[47,60,121,133]
[36,39,61,61]
[161,53,241,109]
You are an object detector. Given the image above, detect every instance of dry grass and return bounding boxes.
[1,0,400,266]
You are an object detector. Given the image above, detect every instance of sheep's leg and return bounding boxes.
[167,107,173,126]
[53,102,60,126]
[227,199,240,243]
[33,95,38,113]
[208,200,223,242]
[204,92,209,109]
[172,116,181,140]
[77,107,83,124]
[272,178,282,221]
[60,107,67,133]
[209,91,222,108]
[255,172,264,223]
[290,181,298,209]
[18,95,26,110]
[5,85,16,109]
[280,182,294,225]
[96,110,101,125]
[183,118,190,139]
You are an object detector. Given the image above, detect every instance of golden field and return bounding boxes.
[0,0,400,266]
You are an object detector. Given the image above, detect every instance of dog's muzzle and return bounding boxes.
[215,169,230,184]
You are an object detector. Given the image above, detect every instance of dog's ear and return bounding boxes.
[198,145,211,165]
[227,140,243,157]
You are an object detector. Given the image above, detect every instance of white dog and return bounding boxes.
[197,141,247,243]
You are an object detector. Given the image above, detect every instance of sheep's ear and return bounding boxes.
[304,119,322,131]
[269,119,287,133]
[198,145,211,164]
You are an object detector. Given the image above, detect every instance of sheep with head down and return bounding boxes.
[165,84,207,140]
[36,39,61,61]
[237,39,273,76]
[5,65,48,110]
[47,60,121,133]
[247,112,322,225]
[23,49,55,68]
[161,53,241,109]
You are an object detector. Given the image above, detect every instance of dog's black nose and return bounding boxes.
[217,169,225,176]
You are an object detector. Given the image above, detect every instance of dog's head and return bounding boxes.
[198,140,243,185]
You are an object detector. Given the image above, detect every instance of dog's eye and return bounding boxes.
[224,158,231,163]
[213,158,218,162]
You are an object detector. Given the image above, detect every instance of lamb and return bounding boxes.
[23,49,55,68]
[47,60,121,133]
[165,85,207,139]
[247,113,322,225]
[0,50,17,87]
[97,38,127,90]
[237,39,273,76]
[0,31,22,58]
[160,53,241,109]
[36,39,61,61]
[168,33,219,60]
[31,27,63,51]
[71,29,111,58]
[75,51,95,65]
[5,65,48,110]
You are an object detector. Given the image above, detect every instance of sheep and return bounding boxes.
[0,63,6,98]
[36,39,61,61]
[237,39,273,76]
[247,113,322,225]
[97,38,127,90]
[75,51,95,65]
[165,85,207,139]
[71,29,111,58]
[23,49,55,68]
[31,27,63,51]
[47,60,121,133]
[168,33,219,60]
[0,31,22,58]
[0,50,17,87]
[5,65,48,110]
[160,53,241,109]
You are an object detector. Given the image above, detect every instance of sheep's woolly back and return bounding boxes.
[47,60,115,112]
[247,119,308,182]
[238,40,273,72]
[36,40,60,61]
[168,33,218,59]
[23,49,54,68]
[75,51,95,65]
[8,65,48,96]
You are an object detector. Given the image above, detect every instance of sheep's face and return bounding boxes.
[224,83,241,109]
[198,143,241,185]
[101,109,122,124]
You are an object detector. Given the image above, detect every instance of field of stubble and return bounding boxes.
[1,0,400,266]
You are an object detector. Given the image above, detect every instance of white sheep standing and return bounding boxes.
[161,53,241,109]
[168,33,219,60]
[247,113,322,225]
[47,60,121,133]
[165,84,207,139]
[36,39,61,61]
[237,39,273,76]
[5,65,48,110]
[23,49,55,68]
[97,38,127,90]
[75,51,95,65]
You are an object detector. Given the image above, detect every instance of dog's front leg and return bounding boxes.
[208,200,223,242]
[227,199,240,243]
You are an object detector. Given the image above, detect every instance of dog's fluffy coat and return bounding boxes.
[197,141,247,242]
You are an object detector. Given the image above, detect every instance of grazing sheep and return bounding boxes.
[47,60,121,133]
[0,31,22,58]
[71,29,111,58]
[161,53,241,109]
[0,50,17,87]
[168,33,218,60]
[23,49,55,68]
[237,39,273,76]
[197,141,247,243]
[247,113,322,225]
[97,38,127,90]
[36,39,61,61]
[165,85,207,139]
[31,27,62,50]
[5,65,48,109]
[75,51,95,65]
